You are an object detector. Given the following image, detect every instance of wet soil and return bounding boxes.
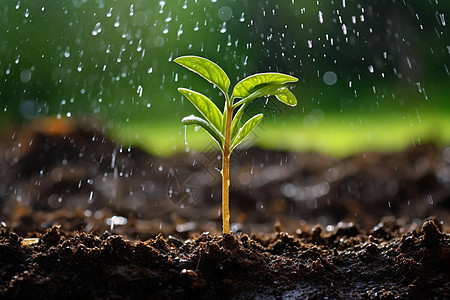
[0,117,449,299]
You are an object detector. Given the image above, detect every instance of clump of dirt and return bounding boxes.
[0,117,449,298]
[0,219,448,298]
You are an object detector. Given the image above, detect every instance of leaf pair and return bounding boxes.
[175,55,298,153]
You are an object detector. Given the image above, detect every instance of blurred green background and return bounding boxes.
[1,0,449,156]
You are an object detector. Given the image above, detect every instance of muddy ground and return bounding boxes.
[0,117,449,299]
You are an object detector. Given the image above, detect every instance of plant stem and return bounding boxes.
[222,150,230,234]
[222,101,233,234]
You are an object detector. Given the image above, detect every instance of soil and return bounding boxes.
[0,117,449,299]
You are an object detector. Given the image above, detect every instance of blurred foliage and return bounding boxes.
[0,0,449,131]
[115,110,450,157]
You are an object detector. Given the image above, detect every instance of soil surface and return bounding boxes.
[0,117,449,299]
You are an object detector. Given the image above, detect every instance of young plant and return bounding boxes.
[175,55,298,234]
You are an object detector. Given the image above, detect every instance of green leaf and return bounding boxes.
[182,115,223,148]
[274,86,297,106]
[178,88,223,132]
[222,106,228,136]
[230,114,263,151]
[230,102,248,141]
[232,73,298,99]
[174,56,230,95]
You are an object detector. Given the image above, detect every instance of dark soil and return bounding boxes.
[0,117,449,299]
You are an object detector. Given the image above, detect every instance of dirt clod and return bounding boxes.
[0,220,447,298]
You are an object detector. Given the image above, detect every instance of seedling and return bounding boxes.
[175,55,298,234]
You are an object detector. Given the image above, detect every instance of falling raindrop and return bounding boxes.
[129,4,134,16]
[137,85,143,97]
[437,13,446,26]
[137,39,142,52]
[427,194,434,205]
[91,22,102,36]
[177,24,183,38]
[159,1,166,13]
[88,191,94,204]
[111,149,116,169]
[342,24,347,35]
[239,12,245,22]
[64,49,70,58]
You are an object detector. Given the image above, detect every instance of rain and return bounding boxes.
[0,0,449,241]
